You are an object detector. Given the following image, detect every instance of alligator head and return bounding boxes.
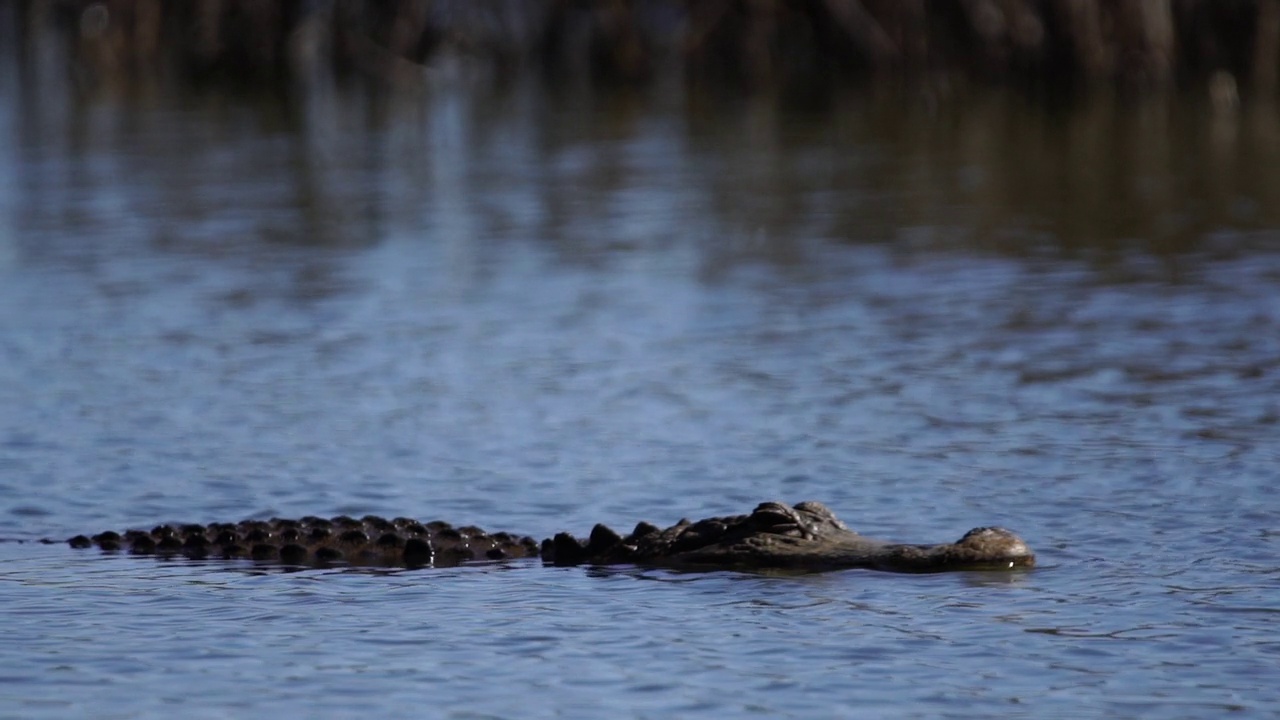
[542,500,1035,573]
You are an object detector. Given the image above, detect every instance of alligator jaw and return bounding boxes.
[643,529,1035,573]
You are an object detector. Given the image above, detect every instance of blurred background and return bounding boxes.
[8,0,1280,261]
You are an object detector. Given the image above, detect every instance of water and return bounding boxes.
[1,63,1278,717]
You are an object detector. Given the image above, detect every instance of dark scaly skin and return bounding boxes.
[64,502,1034,573]
[541,501,1035,573]
[66,515,540,568]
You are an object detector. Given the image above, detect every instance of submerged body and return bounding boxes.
[67,515,540,568]
[68,501,1034,573]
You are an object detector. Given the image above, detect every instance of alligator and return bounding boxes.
[58,501,1034,574]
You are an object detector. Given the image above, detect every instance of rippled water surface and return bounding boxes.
[1,63,1279,718]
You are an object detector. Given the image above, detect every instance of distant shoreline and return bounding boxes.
[4,1,1275,99]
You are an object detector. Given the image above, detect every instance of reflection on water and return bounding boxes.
[2,55,1279,720]
[11,56,1280,277]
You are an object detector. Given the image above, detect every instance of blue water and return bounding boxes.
[1,64,1279,718]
